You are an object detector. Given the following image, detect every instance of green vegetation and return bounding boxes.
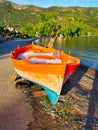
[0,0,98,39]
[21,13,83,38]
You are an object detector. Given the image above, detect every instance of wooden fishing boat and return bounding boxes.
[11,44,80,104]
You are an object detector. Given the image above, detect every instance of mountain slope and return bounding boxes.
[0,0,98,30]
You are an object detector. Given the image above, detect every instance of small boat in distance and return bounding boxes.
[11,44,80,104]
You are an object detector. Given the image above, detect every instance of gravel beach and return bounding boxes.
[0,56,98,130]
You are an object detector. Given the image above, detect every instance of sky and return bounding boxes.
[8,0,98,8]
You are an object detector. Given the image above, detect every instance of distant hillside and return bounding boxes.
[0,0,98,30]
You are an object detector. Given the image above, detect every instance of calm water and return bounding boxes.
[0,36,98,70]
[53,36,98,70]
[0,38,33,56]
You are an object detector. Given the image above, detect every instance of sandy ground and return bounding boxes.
[0,57,33,130]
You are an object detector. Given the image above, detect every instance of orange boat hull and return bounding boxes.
[11,44,80,104]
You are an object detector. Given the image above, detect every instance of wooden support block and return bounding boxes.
[11,71,19,81]
[34,90,47,97]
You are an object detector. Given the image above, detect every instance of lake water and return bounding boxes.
[0,38,33,56]
[53,36,98,70]
[0,36,98,70]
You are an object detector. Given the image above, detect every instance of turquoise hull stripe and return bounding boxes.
[20,76,59,104]
[39,84,59,104]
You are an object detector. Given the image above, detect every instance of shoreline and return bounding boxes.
[0,57,98,129]
[0,38,98,72]
[26,63,98,130]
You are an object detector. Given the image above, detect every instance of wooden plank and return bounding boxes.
[11,71,18,81]
[34,90,47,97]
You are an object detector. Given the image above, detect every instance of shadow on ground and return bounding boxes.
[14,65,98,130]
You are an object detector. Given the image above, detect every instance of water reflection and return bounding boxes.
[42,36,98,70]
[1,36,98,69]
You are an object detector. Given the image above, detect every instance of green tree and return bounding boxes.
[21,24,36,37]
[21,13,84,47]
